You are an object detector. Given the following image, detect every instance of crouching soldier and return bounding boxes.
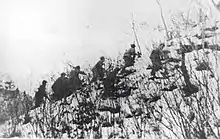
[122,44,140,73]
[33,80,50,109]
[90,56,105,84]
[70,66,86,91]
[52,72,67,101]
[123,44,136,67]
[149,43,165,77]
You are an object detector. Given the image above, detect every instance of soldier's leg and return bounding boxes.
[71,78,77,91]
[125,57,131,67]
[90,71,98,84]
[35,98,41,108]
[75,78,82,90]
[121,56,129,73]
[127,57,134,67]
[151,70,156,77]
[151,63,157,77]
[99,71,104,80]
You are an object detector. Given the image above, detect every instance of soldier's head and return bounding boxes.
[131,44,136,48]
[114,67,121,73]
[159,43,165,49]
[75,66,80,71]
[61,72,66,77]
[100,56,105,62]
[42,80,47,85]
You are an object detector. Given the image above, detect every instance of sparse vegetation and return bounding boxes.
[1,2,220,139]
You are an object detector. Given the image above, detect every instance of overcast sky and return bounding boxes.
[0,0,218,94]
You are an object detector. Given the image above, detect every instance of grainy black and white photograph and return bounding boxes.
[0,0,220,138]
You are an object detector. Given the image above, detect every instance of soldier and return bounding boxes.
[149,43,165,77]
[52,72,67,100]
[90,56,105,83]
[23,91,32,112]
[121,44,140,73]
[69,66,86,90]
[102,67,121,98]
[34,80,50,108]
[123,44,137,68]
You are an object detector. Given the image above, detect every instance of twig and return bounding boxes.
[131,14,142,54]
[211,0,220,12]
[156,0,170,41]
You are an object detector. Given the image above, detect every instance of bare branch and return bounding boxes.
[155,0,170,41]
[131,14,142,54]
[211,0,220,12]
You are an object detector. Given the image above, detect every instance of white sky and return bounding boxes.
[0,0,218,94]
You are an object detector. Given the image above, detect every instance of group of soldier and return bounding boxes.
[33,44,141,108]
[33,43,164,109]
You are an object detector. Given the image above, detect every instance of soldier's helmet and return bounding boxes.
[75,66,80,70]
[42,80,47,85]
[61,72,66,76]
[159,43,165,49]
[100,56,105,61]
[131,44,136,48]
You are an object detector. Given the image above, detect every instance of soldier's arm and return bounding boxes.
[43,91,51,102]
[132,51,137,59]
[79,71,86,75]
[98,62,105,70]
[131,48,138,58]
